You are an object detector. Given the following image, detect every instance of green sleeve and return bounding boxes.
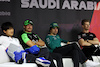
[35,34,41,40]
[45,36,57,52]
[21,33,30,43]
[60,38,68,43]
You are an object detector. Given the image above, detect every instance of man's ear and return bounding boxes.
[23,25,25,29]
[82,25,84,28]
[3,30,6,34]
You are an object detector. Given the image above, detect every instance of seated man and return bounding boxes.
[0,22,51,67]
[19,20,63,67]
[78,19,100,60]
[45,22,100,67]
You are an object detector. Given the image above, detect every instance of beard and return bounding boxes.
[84,28,89,31]
[52,32,57,35]
[25,28,32,32]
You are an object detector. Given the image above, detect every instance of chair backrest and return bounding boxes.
[0,46,10,64]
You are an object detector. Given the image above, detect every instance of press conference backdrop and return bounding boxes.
[0,0,100,41]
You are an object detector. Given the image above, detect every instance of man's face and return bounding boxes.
[3,28,14,37]
[50,27,58,35]
[82,22,90,30]
[24,24,33,32]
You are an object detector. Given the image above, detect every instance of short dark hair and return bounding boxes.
[1,22,13,31]
[81,19,90,25]
[49,27,53,32]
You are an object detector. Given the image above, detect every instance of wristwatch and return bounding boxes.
[87,40,88,42]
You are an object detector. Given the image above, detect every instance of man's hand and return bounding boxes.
[35,39,45,46]
[87,38,99,45]
[78,39,92,46]
[67,42,70,45]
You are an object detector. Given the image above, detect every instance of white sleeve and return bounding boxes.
[15,38,20,44]
[16,38,24,50]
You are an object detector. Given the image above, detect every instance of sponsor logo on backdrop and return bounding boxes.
[0,0,10,2]
[21,0,100,10]
[0,11,11,16]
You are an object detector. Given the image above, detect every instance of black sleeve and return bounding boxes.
[77,33,83,41]
[92,33,96,38]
